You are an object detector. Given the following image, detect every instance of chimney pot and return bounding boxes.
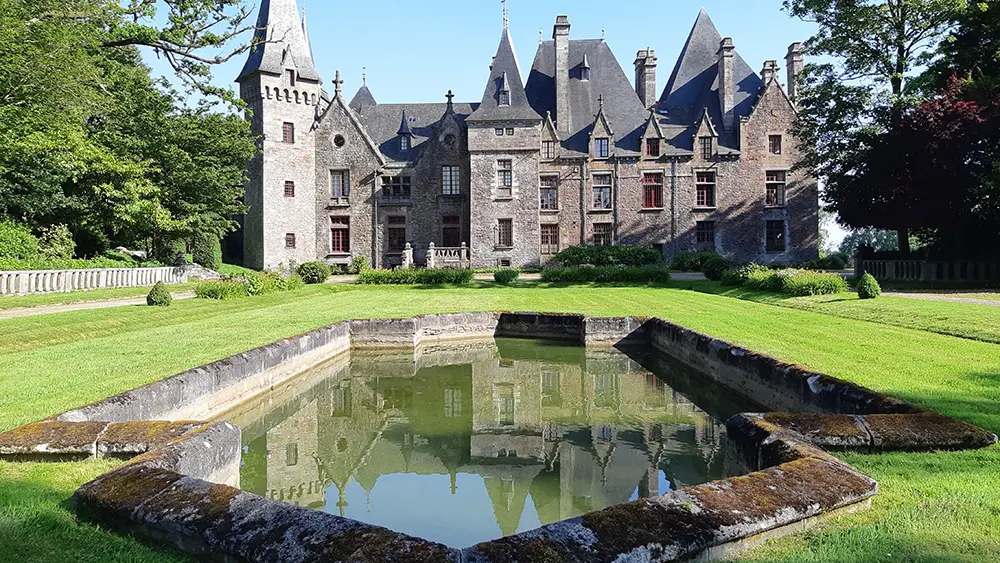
[553,16,571,134]
[785,43,805,103]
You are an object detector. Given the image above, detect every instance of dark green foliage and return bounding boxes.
[145,281,172,307]
[540,267,672,283]
[153,238,187,265]
[357,269,474,285]
[494,269,519,284]
[191,233,222,270]
[671,252,720,272]
[296,262,332,284]
[782,272,849,296]
[816,252,849,270]
[722,264,771,287]
[555,245,664,268]
[0,221,39,259]
[702,256,734,281]
[348,255,371,275]
[858,273,883,300]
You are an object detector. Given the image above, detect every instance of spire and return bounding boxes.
[350,68,377,112]
[237,0,320,82]
[301,3,314,61]
[502,0,509,30]
[397,110,414,137]
[660,8,724,106]
[467,20,541,122]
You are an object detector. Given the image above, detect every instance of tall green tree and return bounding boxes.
[785,0,966,254]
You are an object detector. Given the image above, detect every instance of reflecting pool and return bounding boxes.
[222,338,763,548]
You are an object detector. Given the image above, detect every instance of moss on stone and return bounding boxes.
[0,421,107,452]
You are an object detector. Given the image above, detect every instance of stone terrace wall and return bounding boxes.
[0,267,187,296]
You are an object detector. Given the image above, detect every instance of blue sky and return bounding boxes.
[146,0,817,106]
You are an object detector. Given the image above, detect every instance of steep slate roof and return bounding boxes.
[349,84,378,112]
[237,0,320,82]
[467,28,541,122]
[526,40,650,157]
[659,9,762,151]
[354,102,479,164]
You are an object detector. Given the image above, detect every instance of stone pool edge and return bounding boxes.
[0,312,993,562]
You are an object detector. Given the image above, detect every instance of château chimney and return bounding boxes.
[761,60,778,84]
[717,38,735,131]
[634,49,658,109]
[785,42,804,103]
[553,15,571,136]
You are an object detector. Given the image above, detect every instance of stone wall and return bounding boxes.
[0,267,187,296]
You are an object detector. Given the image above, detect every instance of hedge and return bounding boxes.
[702,256,733,281]
[781,271,849,296]
[493,269,519,284]
[540,267,672,283]
[191,233,223,271]
[195,271,304,300]
[356,269,474,285]
[671,252,720,272]
[857,273,882,299]
[554,245,664,268]
[720,263,848,296]
[297,262,332,284]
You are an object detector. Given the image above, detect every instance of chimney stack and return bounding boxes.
[634,49,658,109]
[553,15,571,135]
[785,42,804,103]
[761,60,778,84]
[717,38,735,131]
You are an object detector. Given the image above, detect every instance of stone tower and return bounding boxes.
[236,0,322,269]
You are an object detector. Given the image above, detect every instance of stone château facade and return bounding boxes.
[235,0,819,270]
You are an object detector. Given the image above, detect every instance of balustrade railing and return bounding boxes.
[426,243,470,270]
[856,259,999,283]
[0,267,188,296]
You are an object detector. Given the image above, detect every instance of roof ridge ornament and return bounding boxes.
[502,0,509,31]
[362,66,367,86]
[333,69,343,97]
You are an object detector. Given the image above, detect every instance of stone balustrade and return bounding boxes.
[856,259,999,283]
[0,267,188,296]
[426,242,470,269]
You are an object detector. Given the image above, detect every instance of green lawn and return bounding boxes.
[0,282,998,562]
[0,283,196,311]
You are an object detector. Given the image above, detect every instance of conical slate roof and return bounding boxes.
[237,0,320,82]
[468,28,540,122]
[350,84,378,112]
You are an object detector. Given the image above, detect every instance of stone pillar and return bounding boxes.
[461,243,469,269]
[403,243,414,269]
[427,242,436,270]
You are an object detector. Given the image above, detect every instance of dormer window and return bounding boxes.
[287,69,296,86]
[400,136,410,152]
[700,137,714,160]
[646,138,661,157]
[595,138,610,159]
[581,67,591,81]
[499,91,510,107]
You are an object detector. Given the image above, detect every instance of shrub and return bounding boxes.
[357,268,474,285]
[191,232,223,270]
[348,255,371,274]
[297,261,332,284]
[494,269,519,284]
[671,251,720,272]
[540,267,672,283]
[857,273,882,300]
[243,271,284,296]
[146,282,172,307]
[36,224,75,260]
[285,274,305,291]
[153,237,187,265]
[721,263,769,287]
[0,221,39,259]
[817,252,849,271]
[782,271,849,296]
[702,256,733,281]
[555,245,664,268]
[744,269,784,292]
[195,279,247,300]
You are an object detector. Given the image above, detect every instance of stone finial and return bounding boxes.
[362,66,367,86]
[502,0,508,30]
[333,70,343,96]
[445,90,455,113]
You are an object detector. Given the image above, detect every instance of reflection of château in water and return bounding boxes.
[227,339,744,537]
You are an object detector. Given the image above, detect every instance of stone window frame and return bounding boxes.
[330,216,350,254]
[645,138,661,158]
[387,216,407,253]
[282,122,295,144]
[594,137,610,159]
[495,128,504,136]
[766,220,788,253]
[541,140,556,160]
[592,173,613,211]
[765,170,787,207]
[699,137,714,160]
[694,170,718,209]
[505,127,515,136]
[768,134,783,155]
[496,218,514,249]
[499,91,511,107]
[592,223,613,246]
[330,170,350,199]
[442,215,462,247]
[284,233,296,249]
[283,180,295,198]
[287,69,296,87]
[540,223,560,255]
[497,159,514,199]
[642,171,665,210]
[381,176,411,201]
[540,175,559,211]
[441,165,461,196]
[696,221,716,244]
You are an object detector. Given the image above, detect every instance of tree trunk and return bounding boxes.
[897,227,911,256]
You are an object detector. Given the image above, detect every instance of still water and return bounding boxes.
[223,339,762,548]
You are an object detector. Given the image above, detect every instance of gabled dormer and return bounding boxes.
[590,95,614,160]
[640,109,665,159]
[541,111,560,161]
[580,53,591,82]
[694,108,719,161]
[397,109,415,153]
[498,73,511,107]
[435,90,463,151]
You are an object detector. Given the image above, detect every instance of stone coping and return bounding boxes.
[0,312,995,562]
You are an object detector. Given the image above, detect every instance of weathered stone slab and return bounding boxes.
[864,413,998,451]
[0,421,108,458]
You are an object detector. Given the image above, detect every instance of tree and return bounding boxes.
[839,228,900,256]
[785,0,966,254]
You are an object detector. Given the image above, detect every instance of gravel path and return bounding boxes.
[884,292,1000,307]
[0,292,196,320]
